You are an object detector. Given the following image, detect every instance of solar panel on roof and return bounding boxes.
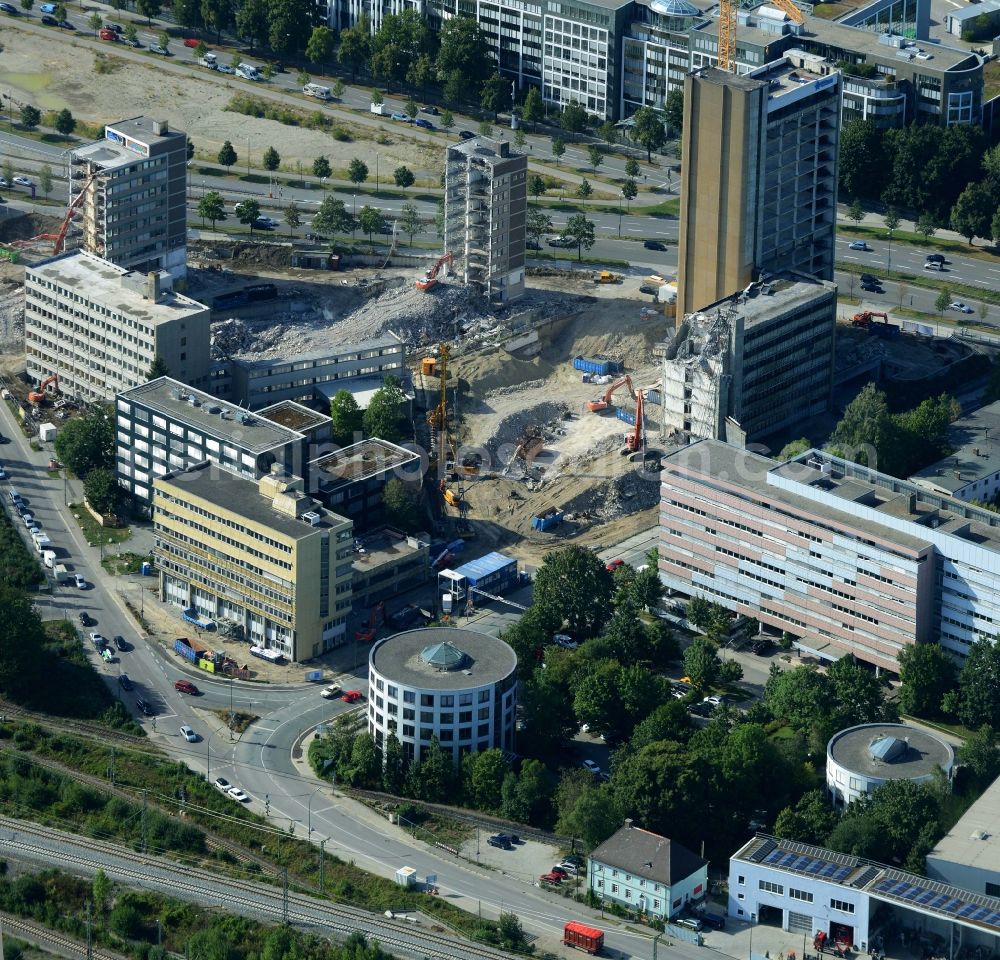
[873,880,893,893]
[984,912,1000,926]
[969,908,991,922]
[916,890,937,905]
[820,863,840,877]
[781,853,797,867]
[834,868,851,882]
[807,861,824,874]
[890,883,909,895]
[958,904,979,918]
[928,895,949,909]
[901,888,922,901]
[793,857,812,871]
[941,899,963,914]
[764,850,783,864]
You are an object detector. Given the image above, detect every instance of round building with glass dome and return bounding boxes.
[367,627,517,764]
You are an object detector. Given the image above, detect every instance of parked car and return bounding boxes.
[420,105,439,114]
[582,759,601,775]
[643,240,666,251]
[923,261,943,271]
[118,673,133,691]
[104,21,123,31]
[148,43,168,55]
[114,635,130,652]
[925,253,946,264]
[217,63,234,73]
[606,558,625,571]
[341,690,363,703]
[556,861,580,875]
[57,19,75,28]
[183,37,201,46]
[547,236,575,248]
[390,111,412,122]
[675,917,703,932]
[180,725,199,742]
[550,866,569,878]
[0,3,19,14]
[227,786,250,802]
[213,777,231,792]
[553,633,578,650]
[539,872,564,884]
[950,301,974,314]
[135,697,155,716]
[74,573,86,588]
[120,36,141,46]
[526,239,541,251]
[458,130,476,139]
[860,273,878,285]
[861,281,882,293]
[40,14,57,24]
[89,633,106,649]
[174,679,199,695]
[12,175,32,188]
[847,240,870,251]
[39,2,56,10]
[254,216,279,230]
[79,611,94,627]
[98,28,117,40]
[321,683,343,699]
[414,117,434,130]
[488,834,513,849]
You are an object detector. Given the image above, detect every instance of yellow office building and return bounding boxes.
[153,463,354,662]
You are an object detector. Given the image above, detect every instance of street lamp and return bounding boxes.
[375,153,380,196]
[245,136,251,178]
[308,786,322,838]
[749,912,757,960]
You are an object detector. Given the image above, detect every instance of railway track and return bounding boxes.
[0,700,148,748]
[0,817,510,960]
[0,910,128,960]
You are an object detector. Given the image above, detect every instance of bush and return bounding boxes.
[331,125,352,142]
[0,510,44,589]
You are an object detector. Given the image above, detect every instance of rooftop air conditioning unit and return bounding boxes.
[302,511,322,526]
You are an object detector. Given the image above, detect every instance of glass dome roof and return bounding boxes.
[419,641,467,670]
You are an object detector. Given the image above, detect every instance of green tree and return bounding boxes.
[399,201,422,246]
[84,467,121,516]
[20,0,34,15]
[526,207,552,248]
[528,174,546,200]
[778,437,811,460]
[765,665,831,732]
[915,212,937,240]
[235,198,261,232]
[135,0,160,24]
[625,156,640,179]
[519,668,580,751]
[305,24,335,65]
[92,869,111,919]
[331,78,345,99]
[200,0,231,41]
[54,405,115,478]
[442,69,465,109]
[157,29,171,52]
[357,204,385,247]
[500,759,552,825]
[828,655,889,726]
[551,137,566,166]
[951,180,996,243]
[480,73,512,120]
[329,389,363,445]
[262,146,281,172]
[847,197,865,225]
[409,736,457,802]
[631,701,691,751]
[597,120,617,146]
[284,202,300,237]
[563,213,595,261]
[522,87,544,127]
[898,643,955,719]
[935,287,952,326]
[587,145,604,172]
[312,196,355,238]
[87,11,102,33]
[362,375,408,443]
[436,15,492,88]
[193,40,209,60]
[555,769,619,847]
[197,190,226,229]
[53,108,76,136]
[235,0,269,52]
[370,8,432,90]
[477,119,494,138]
[109,899,144,940]
[829,382,895,470]
[0,586,46,700]
[217,140,237,171]
[267,0,313,55]
[621,178,637,211]
[773,789,838,845]
[532,545,614,638]
[146,355,170,380]
[683,636,721,690]
[38,164,52,199]
[52,1,65,18]
[173,0,202,27]
[407,55,434,94]
[122,23,138,45]
[957,638,1000,729]
[574,660,623,737]
[560,101,588,134]
[19,105,41,130]
[958,725,1000,785]
[664,87,684,133]
[576,178,593,204]
[312,156,331,179]
[632,106,666,162]
[440,109,454,130]
[838,119,887,202]
[464,748,507,811]
[393,165,414,188]
[347,157,369,187]
[382,478,422,532]
[337,15,371,78]
[498,912,529,951]
[382,732,406,794]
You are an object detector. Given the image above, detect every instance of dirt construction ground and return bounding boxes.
[0,26,443,175]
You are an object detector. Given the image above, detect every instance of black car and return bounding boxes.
[926,253,946,264]
[41,13,57,23]
[420,105,440,115]
[271,61,285,72]
[135,696,155,716]
[860,273,878,285]
[458,130,476,140]
[526,239,541,251]
[119,673,133,691]
[0,3,19,14]
[114,635,130,652]
[0,433,9,443]
[58,18,75,28]
[643,240,667,251]
[861,282,882,293]
[79,611,94,626]
[487,834,513,849]
[104,21,123,31]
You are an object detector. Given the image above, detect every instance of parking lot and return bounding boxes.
[458,832,584,890]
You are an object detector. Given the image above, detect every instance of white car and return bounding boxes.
[74,573,86,588]
[703,694,724,706]
[12,176,33,187]
[227,786,250,802]
[321,683,342,699]
[217,64,235,74]
[950,301,974,314]
[553,634,578,650]
[148,43,168,55]
[582,759,601,775]
[213,777,231,792]
[180,725,199,742]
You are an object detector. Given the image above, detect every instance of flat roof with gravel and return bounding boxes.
[370,628,516,689]
[827,723,953,780]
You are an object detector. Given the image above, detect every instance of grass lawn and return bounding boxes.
[900,713,973,741]
[529,250,631,268]
[68,502,131,548]
[984,59,1000,102]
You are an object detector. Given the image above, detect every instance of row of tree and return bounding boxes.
[52,404,123,517]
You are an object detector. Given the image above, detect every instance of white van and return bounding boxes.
[235,63,261,81]
[303,83,331,100]
[199,52,218,69]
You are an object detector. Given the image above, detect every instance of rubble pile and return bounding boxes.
[483,401,569,460]
[0,281,25,350]
[485,379,548,399]
[560,468,660,522]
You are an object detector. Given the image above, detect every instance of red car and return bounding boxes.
[341,690,363,703]
[540,872,564,884]
[183,37,201,47]
[606,559,625,572]
[99,27,117,40]
[174,679,200,695]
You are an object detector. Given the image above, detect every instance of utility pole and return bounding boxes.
[85,901,92,960]
[141,790,148,854]
[319,840,325,891]
[282,867,288,925]
[109,746,115,785]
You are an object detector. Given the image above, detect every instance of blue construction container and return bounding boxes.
[573,356,623,377]
[531,508,564,531]
[452,551,518,595]
[645,389,662,406]
[616,408,636,425]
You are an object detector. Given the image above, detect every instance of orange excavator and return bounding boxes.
[622,390,646,453]
[28,373,59,405]
[851,311,889,328]
[354,601,385,643]
[8,172,97,256]
[416,252,454,291]
[587,374,636,413]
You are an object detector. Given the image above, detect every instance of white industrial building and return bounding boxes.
[367,627,517,764]
[730,834,1000,951]
[927,772,1000,898]
[826,723,954,807]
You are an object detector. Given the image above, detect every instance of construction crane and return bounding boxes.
[28,373,59,405]
[587,374,636,413]
[718,0,802,71]
[622,390,646,453]
[416,252,454,291]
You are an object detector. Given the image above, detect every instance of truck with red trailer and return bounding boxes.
[563,921,604,955]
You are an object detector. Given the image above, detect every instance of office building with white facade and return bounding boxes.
[588,820,708,920]
[444,137,528,302]
[116,377,307,512]
[70,117,188,282]
[658,440,1000,671]
[730,834,1000,951]
[367,627,517,764]
[25,252,209,405]
[927,772,1000,897]
[826,723,954,808]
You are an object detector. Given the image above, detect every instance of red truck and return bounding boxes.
[563,921,604,955]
